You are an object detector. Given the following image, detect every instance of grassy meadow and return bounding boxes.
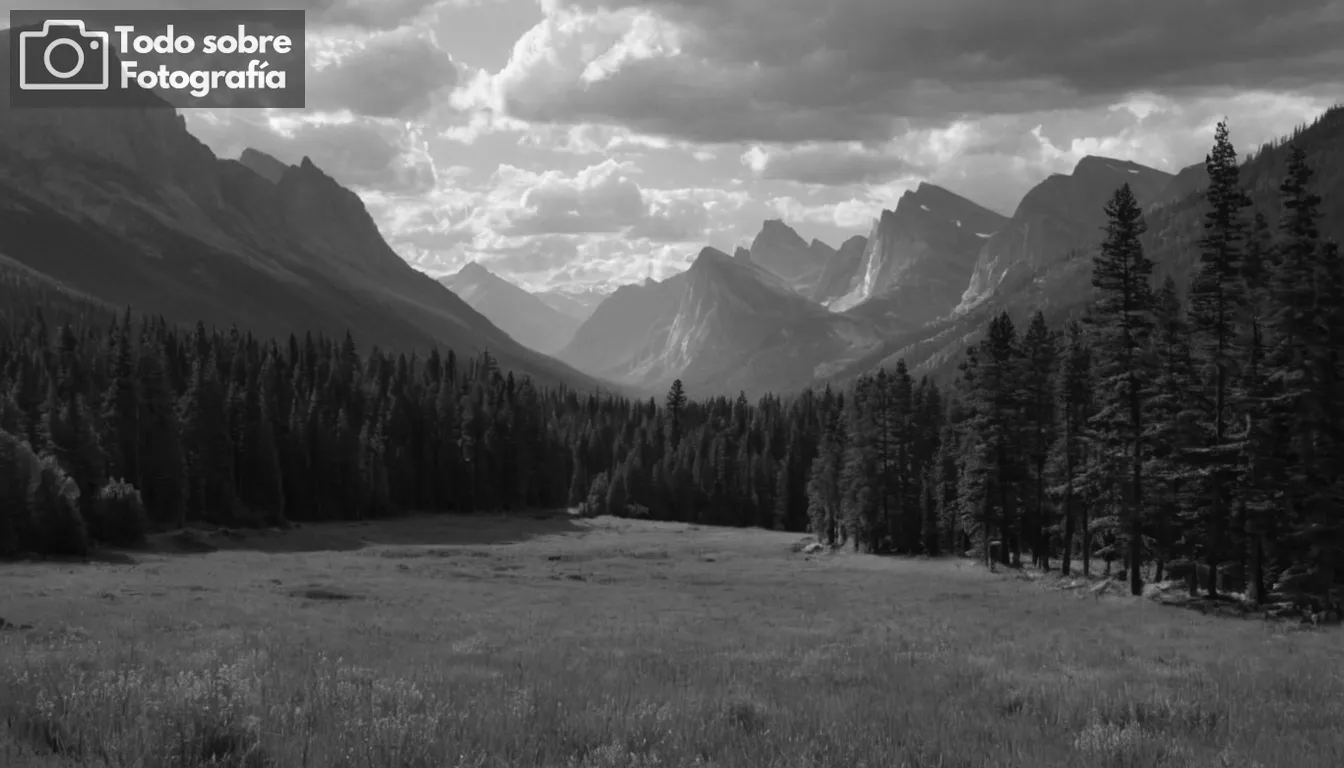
[1,512,1342,768]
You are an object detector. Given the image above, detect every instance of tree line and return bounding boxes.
[0,121,1339,612]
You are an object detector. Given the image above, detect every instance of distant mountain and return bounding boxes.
[830,183,1008,335]
[0,40,608,393]
[748,220,828,291]
[957,156,1174,312]
[809,235,868,305]
[440,262,581,354]
[535,286,610,322]
[558,272,690,386]
[558,247,880,396]
[733,246,752,262]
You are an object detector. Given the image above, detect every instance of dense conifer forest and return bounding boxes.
[1,120,1340,615]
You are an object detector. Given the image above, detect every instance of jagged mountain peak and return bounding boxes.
[827,186,1008,316]
[238,148,289,184]
[759,219,803,237]
[456,260,493,279]
[733,246,752,262]
[748,219,828,287]
[893,181,998,219]
[1072,154,1160,176]
[690,246,738,271]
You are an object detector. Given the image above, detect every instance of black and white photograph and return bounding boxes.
[1,0,1342,765]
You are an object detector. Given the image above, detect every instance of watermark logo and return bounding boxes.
[7,9,305,108]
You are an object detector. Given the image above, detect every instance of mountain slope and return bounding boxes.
[830,183,1009,329]
[1151,161,1210,210]
[440,262,581,354]
[809,235,869,305]
[559,248,881,396]
[0,42,607,393]
[558,272,691,385]
[957,156,1174,311]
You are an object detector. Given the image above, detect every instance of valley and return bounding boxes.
[2,8,1343,765]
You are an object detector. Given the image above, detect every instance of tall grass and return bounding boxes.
[2,516,1342,767]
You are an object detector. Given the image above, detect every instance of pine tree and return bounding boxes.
[99,315,140,491]
[1020,311,1057,569]
[1187,118,1251,597]
[1267,145,1339,601]
[665,379,687,450]
[1239,212,1276,604]
[960,312,1023,567]
[178,353,236,523]
[137,338,185,528]
[1052,320,1093,576]
[1147,277,1199,583]
[1088,184,1155,596]
[806,407,844,546]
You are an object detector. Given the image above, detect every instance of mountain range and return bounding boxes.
[549,159,1166,395]
[554,247,880,394]
[1,26,1338,402]
[0,36,610,394]
[817,107,1344,387]
[551,109,1342,397]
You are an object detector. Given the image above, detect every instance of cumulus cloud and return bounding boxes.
[356,158,738,287]
[501,160,648,235]
[741,143,925,186]
[463,0,1344,143]
[307,26,460,118]
[767,196,892,231]
[466,159,715,242]
[157,0,1344,294]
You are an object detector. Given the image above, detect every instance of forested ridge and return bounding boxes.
[1,120,1340,615]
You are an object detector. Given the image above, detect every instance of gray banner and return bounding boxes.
[7,9,305,108]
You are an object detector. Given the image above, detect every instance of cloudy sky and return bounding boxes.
[7,0,1344,291]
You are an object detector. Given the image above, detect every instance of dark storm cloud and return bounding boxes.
[745,144,926,186]
[498,0,1344,143]
[2,0,445,30]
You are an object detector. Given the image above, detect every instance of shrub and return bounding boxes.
[582,471,610,518]
[0,428,40,556]
[34,455,87,556]
[96,478,150,547]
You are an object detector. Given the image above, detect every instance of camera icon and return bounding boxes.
[17,19,110,91]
